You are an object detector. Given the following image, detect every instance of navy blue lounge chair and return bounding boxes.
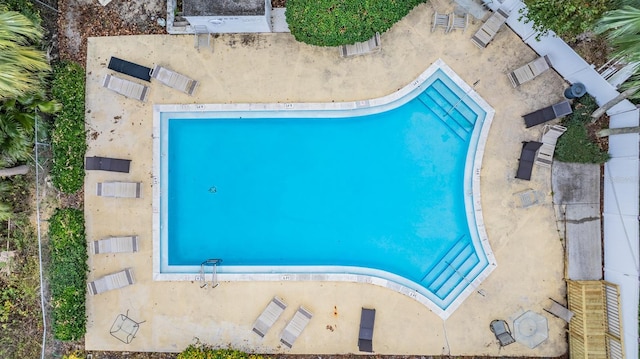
[523,100,572,128]
[515,141,543,180]
[108,57,152,82]
[358,308,376,352]
[85,156,131,173]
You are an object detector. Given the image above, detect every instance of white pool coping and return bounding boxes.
[151,58,496,319]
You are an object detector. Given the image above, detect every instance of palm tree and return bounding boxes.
[0,10,50,100]
[595,5,640,98]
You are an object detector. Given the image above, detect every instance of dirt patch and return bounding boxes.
[272,0,286,8]
[568,32,611,69]
[58,0,167,66]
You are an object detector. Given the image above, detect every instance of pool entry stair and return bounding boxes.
[420,235,480,300]
[199,258,222,289]
[417,79,478,141]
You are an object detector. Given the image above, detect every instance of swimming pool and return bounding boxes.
[153,59,496,319]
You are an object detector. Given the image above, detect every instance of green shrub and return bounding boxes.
[49,208,87,341]
[555,94,610,164]
[178,341,267,359]
[520,0,615,40]
[50,62,87,193]
[286,0,425,46]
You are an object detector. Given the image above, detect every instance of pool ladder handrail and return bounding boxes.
[199,258,222,289]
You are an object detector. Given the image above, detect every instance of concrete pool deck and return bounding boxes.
[84,3,568,356]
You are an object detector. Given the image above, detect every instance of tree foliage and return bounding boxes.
[0,10,50,100]
[286,0,424,46]
[520,0,616,40]
[595,5,640,98]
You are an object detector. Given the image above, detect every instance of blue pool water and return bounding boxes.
[159,69,491,310]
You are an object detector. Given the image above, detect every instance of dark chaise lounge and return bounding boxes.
[108,57,152,82]
[523,100,572,128]
[85,156,131,173]
[515,141,543,180]
[358,308,376,352]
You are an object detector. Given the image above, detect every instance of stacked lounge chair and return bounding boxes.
[358,308,376,352]
[85,156,131,173]
[91,236,139,254]
[448,11,469,33]
[523,100,572,128]
[432,11,450,32]
[96,181,142,198]
[535,124,567,167]
[507,55,552,87]
[87,268,135,295]
[150,65,199,95]
[516,141,543,180]
[471,8,509,48]
[339,33,381,57]
[252,296,287,337]
[280,306,313,348]
[102,74,149,102]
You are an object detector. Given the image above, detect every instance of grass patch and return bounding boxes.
[50,61,87,194]
[49,208,87,341]
[177,341,267,359]
[556,94,610,164]
[286,0,425,46]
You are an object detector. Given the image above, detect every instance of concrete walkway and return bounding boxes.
[84,3,568,356]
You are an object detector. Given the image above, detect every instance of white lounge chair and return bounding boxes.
[544,298,574,323]
[280,306,313,348]
[339,33,381,57]
[432,11,450,32]
[102,74,149,102]
[470,8,509,48]
[87,268,135,295]
[92,236,139,254]
[96,181,142,198]
[507,55,552,87]
[252,296,287,337]
[150,65,199,95]
[535,124,567,167]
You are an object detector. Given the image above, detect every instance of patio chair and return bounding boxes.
[448,11,469,33]
[107,56,152,82]
[432,11,450,32]
[358,308,376,352]
[91,235,139,254]
[515,141,543,180]
[280,306,313,348]
[535,124,567,168]
[339,32,381,57]
[523,100,572,128]
[252,296,287,337]
[96,181,142,198]
[507,55,552,87]
[490,319,516,347]
[102,74,149,102]
[110,310,145,344]
[85,156,131,173]
[470,8,509,48]
[87,268,135,295]
[544,298,574,323]
[150,65,199,95]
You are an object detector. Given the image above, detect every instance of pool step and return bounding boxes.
[424,86,475,130]
[417,91,473,141]
[420,236,480,300]
[430,80,478,126]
